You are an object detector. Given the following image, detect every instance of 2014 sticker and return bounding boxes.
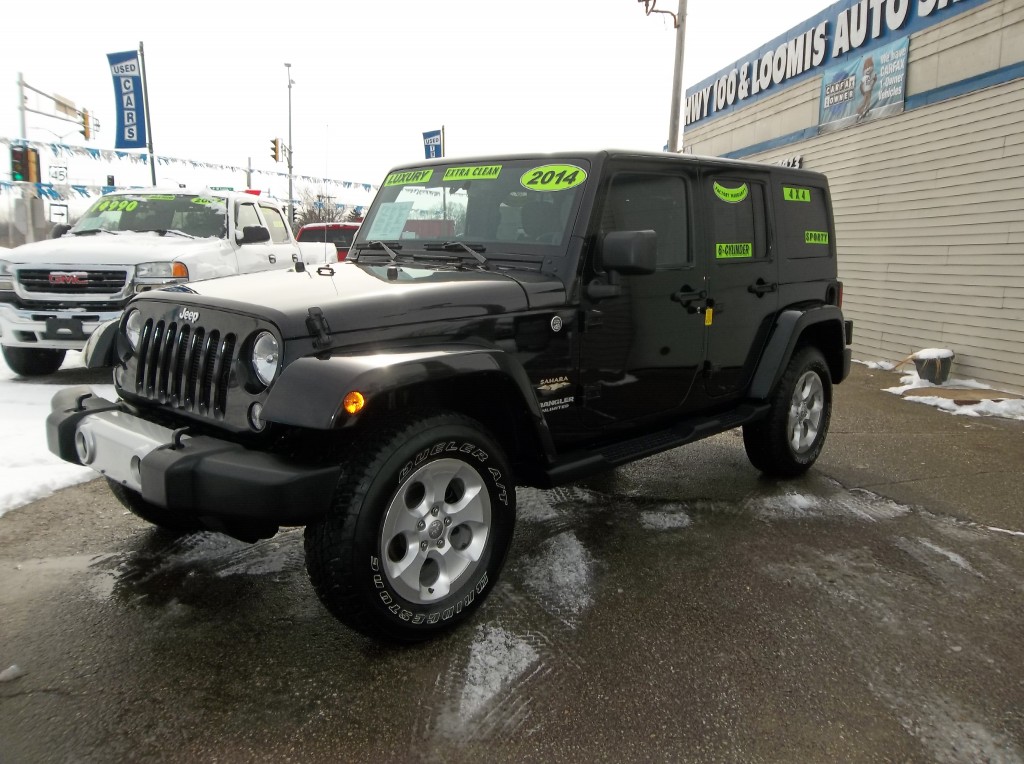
[520,164,587,192]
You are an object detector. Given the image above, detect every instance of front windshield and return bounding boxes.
[71,193,228,238]
[357,159,590,252]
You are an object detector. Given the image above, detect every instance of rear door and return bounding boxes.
[700,167,779,399]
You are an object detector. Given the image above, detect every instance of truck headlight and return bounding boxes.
[136,261,189,280]
[0,260,13,292]
[251,331,280,386]
[125,309,144,351]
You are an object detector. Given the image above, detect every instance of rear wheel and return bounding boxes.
[2,346,66,376]
[106,479,203,533]
[304,412,516,643]
[743,347,832,477]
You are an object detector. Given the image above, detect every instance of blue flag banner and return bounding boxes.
[107,51,147,149]
[423,129,442,159]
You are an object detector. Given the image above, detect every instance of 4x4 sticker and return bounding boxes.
[520,164,587,192]
[713,182,748,203]
[783,186,811,202]
[805,231,829,244]
[443,165,502,181]
[384,169,433,186]
[716,242,752,259]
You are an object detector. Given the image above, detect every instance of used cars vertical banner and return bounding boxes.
[106,50,148,150]
[423,129,443,159]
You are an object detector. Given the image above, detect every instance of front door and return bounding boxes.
[579,166,706,429]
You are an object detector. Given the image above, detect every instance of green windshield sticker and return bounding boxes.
[716,242,753,259]
[384,169,434,186]
[805,230,829,245]
[147,195,176,201]
[443,165,502,181]
[713,182,748,203]
[520,164,587,192]
[190,197,216,205]
[95,199,138,212]
[783,186,811,202]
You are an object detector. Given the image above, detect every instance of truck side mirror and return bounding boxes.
[602,230,658,274]
[238,225,272,245]
[50,224,72,239]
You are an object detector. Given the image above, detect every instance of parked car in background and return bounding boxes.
[295,221,361,261]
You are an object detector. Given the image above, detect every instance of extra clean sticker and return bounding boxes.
[520,164,587,192]
[805,231,829,245]
[783,186,811,202]
[443,165,502,181]
[713,181,748,203]
[716,242,753,259]
[384,169,433,186]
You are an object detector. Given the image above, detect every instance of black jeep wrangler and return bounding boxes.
[48,150,852,642]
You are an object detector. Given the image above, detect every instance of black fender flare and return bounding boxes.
[749,306,849,399]
[262,344,547,433]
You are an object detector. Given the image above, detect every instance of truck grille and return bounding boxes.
[18,268,128,294]
[131,317,238,419]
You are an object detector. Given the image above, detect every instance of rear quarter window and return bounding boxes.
[776,183,833,259]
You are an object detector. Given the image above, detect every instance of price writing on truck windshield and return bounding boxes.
[520,164,587,192]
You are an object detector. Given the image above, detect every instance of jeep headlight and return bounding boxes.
[0,260,13,292]
[251,331,281,386]
[124,309,144,351]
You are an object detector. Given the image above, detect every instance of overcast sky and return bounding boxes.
[2,0,828,187]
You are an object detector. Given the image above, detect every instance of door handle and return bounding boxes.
[671,285,707,314]
[748,278,777,297]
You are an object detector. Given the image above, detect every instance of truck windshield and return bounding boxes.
[356,159,590,253]
[71,193,228,239]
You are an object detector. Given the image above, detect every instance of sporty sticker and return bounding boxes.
[520,164,587,192]
[805,230,829,244]
[713,182,748,203]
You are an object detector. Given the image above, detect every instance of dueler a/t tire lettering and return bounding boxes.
[303,412,516,643]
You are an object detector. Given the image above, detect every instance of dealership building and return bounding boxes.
[683,0,1023,391]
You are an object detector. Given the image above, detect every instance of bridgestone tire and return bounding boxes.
[304,412,516,643]
[106,478,203,533]
[2,346,66,377]
[743,347,832,478]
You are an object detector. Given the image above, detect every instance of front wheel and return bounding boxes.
[2,346,66,376]
[304,412,516,643]
[743,347,833,477]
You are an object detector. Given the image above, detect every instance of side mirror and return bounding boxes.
[50,224,72,239]
[238,225,271,245]
[602,230,657,274]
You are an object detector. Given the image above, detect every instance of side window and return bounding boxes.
[236,203,261,232]
[778,184,832,258]
[260,205,290,243]
[603,173,689,268]
[707,178,768,262]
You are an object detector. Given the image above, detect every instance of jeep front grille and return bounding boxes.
[18,269,128,294]
[132,317,237,419]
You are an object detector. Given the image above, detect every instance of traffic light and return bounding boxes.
[80,109,91,140]
[10,145,27,181]
[270,138,280,162]
[26,147,40,183]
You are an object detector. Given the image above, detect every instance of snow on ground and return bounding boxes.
[0,355,1021,521]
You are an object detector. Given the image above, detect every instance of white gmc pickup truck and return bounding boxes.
[0,188,328,376]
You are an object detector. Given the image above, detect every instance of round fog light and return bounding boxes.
[249,402,266,431]
[75,430,94,464]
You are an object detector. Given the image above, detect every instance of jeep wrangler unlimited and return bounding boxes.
[47,150,852,642]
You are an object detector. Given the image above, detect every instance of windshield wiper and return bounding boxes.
[421,241,490,269]
[72,228,117,236]
[151,229,196,239]
[352,240,402,263]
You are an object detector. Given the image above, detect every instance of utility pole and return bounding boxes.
[639,0,689,153]
[285,63,294,222]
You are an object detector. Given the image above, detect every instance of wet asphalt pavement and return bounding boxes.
[1,364,1022,763]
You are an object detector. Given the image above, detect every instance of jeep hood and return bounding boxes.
[140,261,566,338]
[7,232,231,265]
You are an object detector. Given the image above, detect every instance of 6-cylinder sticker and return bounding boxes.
[373,439,507,626]
[520,164,587,192]
[713,181,748,203]
[716,242,753,259]
[805,230,829,245]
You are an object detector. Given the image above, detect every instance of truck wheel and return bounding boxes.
[106,479,203,533]
[1,346,66,376]
[743,347,832,478]
[304,412,516,643]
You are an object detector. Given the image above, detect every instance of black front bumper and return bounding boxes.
[47,386,340,526]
